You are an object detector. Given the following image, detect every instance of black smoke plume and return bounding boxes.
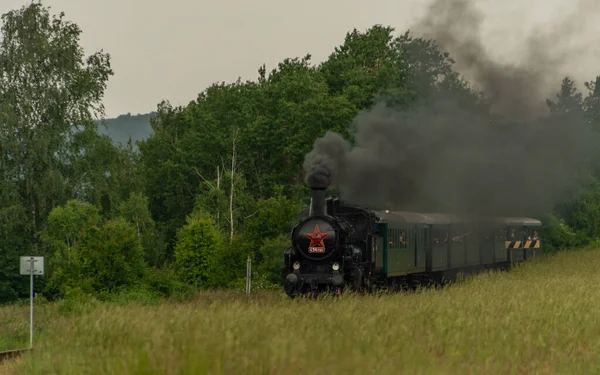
[303,0,600,217]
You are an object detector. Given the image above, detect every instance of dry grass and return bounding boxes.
[2,249,600,374]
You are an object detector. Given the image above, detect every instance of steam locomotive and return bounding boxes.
[282,184,542,298]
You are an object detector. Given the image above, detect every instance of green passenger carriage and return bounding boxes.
[370,210,542,286]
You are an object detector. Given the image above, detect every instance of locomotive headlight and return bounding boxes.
[293,261,301,270]
[332,262,340,271]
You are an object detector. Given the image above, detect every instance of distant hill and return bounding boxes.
[97,112,155,147]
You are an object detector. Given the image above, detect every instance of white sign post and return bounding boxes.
[246,255,251,296]
[19,256,44,349]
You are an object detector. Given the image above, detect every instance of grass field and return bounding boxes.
[1,249,600,374]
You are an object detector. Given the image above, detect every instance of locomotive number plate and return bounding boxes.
[308,247,325,253]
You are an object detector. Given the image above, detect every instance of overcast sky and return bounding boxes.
[1,0,599,119]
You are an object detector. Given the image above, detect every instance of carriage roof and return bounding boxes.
[373,210,542,227]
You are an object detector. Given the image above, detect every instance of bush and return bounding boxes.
[257,234,289,285]
[541,213,587,252]
[78,218,147,293]
[56,286,99,316]
[142,267,195,299]
[173,213,221,286]
[209,235,253,288]
[229,272,282,293]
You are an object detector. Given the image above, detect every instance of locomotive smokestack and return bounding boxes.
[306,167,329,217]
[309,187,327,217]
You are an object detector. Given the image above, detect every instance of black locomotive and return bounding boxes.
[283,184,379,297]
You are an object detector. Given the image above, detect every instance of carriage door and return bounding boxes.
[373,222,387,272]
[415,225,426,270]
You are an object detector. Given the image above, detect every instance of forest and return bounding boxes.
[1,2,600,304]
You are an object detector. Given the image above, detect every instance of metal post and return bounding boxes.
[29,257,34,349]
[19,255,42,350]
[246,255,251,295]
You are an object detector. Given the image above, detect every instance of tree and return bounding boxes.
[0,2,113,301]
[173,213,221,286]
[320,25,405,109]
[43,199,102,253]
[41,200,148,298]
[78,218,146,293]
[117,192,165,267]
[243,187,301,250]
[546,77,584,116]
[257,234,290,285]
[584,76,600,128]
[228,128,240,242]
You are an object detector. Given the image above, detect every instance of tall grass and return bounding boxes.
[2,249,600,374]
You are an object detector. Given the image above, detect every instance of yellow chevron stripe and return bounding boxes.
[505,240,525,249]
[521,240,541,248]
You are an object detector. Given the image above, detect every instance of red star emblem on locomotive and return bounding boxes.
[305,224,329,253]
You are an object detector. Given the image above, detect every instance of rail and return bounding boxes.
[0,348,30,363]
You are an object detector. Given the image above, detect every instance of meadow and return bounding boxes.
[2,249,600,374]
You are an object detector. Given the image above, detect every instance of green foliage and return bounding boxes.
[321,25,405,108]
[209,235,253,288]
[43,199,102,250]
[55,286,100,316]
[141,267,195,299]
[78,218,147,293]
[0,2,115,302]
[173,213,221,286]
[257,234,290,285]
[192,169,257,235]
[41,200,102,297]
[1,1,600,303]
[0,203,30,301]
[42,201,147,298]
[541,214,585,252]
[117,192,166,266]
[243,188,301,249]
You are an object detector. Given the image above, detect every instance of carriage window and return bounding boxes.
[388,228,397,248]
[525,228,540,241]
[496,228,506,240]
[451,230,465,243]
[399,230,408,249]
[432,229,447,245]
[520,227,527,240]
[387,228,409,249]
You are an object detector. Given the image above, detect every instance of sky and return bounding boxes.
[1,0,599,119]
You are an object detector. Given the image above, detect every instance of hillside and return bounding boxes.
[97,112,155,146]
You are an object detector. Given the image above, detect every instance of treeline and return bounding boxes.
[1,3,600,304]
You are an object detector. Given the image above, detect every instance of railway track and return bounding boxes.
[0,348,30,363]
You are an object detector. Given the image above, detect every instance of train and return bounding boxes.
[282,183,542,298]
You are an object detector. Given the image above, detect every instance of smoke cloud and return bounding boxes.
[303,0,600,216]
